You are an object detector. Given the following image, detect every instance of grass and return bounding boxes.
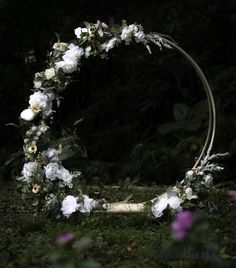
[1,180,236,268]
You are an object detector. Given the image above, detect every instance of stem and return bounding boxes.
[162,38,216,168]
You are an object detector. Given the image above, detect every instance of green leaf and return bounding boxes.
[158,121,185,134]
[192,99,208,119]
[173,103,190,121]
[184,119,202,131]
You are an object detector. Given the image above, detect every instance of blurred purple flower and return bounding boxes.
[171,211,197,241]
[56,232,76,245]
[229,191,236,201]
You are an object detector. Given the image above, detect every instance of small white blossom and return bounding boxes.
[84,46,92,58]
[185,170,195,180]
[44,68,55,80]
[40,124,49,133]
[61,195,79,217]
[185,187,198,200]
[203,174,213,188]
[34,80,42,89]
[53,42,68,52]
[74,27,90,39]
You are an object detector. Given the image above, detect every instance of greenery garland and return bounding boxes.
[18,20,227,218]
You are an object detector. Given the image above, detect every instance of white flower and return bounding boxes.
[185,187,198,200]
[44,162,73,186]
[29,91,49,113]
[44,68,55,80]
[22,161,39,181]
[45,148,59,162]
[55,60,78,74]
[53,42,67,52]
[45,162,60,181]
[101,37,118,52]
[152,190,183,218]
[78,195,96,213]
[168,195,183,210]
[39,124,49,133]
[203,174,213,188]
[55,44,83,74]
[63,44,84,62]
[84,46,92,58]
[120,24,139,44]
[61,195,79,217]
[134,31,145,43]
[185,170,195,180]
[74,27,90,39]
[20,109,36,121]
[33,80,42,89]
[57,166,73,186]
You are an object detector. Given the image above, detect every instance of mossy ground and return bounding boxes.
[1,181,236,268]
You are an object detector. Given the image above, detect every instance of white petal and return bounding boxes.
[152,197,168,218]
[20,109,36,121]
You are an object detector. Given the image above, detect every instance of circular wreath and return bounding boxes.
[18,20,227,218]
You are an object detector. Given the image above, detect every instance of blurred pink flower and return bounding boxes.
[171,211,197,240]
[229,191,236,201]
[56,232,76,245]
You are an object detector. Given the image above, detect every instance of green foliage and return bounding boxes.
[1,182,236,267]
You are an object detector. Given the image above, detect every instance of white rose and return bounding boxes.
[63,44,84,62]
[78,195,96,213]
[55,60,78,74]
[45,162,60,181]
[61,195,79,217]
[152,191,183,218]
[29,91,49,112]
[22,161,39,181]
[151,197,168,218]
[20,109,36,121]
[168,196,183,211]
[57,166,73,186]
[44,68,55,80]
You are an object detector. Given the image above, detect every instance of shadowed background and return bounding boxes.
[0,0,235,185]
